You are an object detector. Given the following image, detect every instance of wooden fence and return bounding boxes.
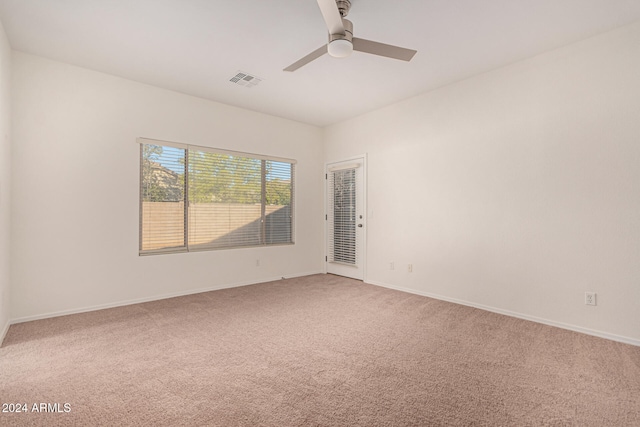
[141,202,290,251]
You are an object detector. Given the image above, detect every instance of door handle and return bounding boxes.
[358,224,363,228]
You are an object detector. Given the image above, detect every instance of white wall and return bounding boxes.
[11,52,324,321]
[0,20,11,341]
[324,22,640,344]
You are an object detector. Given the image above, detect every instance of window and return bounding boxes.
[139,138,295,255]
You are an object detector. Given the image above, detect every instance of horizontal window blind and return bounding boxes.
[139,140,295,255]
[328,168,357,265]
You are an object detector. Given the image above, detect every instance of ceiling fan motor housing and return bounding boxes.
[328,18,353,57]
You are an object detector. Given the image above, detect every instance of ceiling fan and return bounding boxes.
[284,0,417,72]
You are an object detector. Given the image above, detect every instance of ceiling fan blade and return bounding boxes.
[316,0,345,35]
[283,45,328,72]
[352,38,417,61]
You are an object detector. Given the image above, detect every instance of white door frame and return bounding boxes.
[324,154,367,281]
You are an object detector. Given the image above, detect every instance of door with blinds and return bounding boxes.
[326,158,365,280]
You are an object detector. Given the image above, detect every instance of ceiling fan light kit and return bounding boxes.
[328,39,352,57]
[284,0,417,72]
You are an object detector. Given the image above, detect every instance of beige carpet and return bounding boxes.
[1,274,639,426]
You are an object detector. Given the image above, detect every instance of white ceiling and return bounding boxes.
[1,0,639,127]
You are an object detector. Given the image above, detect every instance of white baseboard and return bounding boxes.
[366,279,640,348]
[282,271,324,279]
[13,272,635,348]
[0,319,9,346]
[10,270,323,325]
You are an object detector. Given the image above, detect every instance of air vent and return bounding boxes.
[229,71,262,88]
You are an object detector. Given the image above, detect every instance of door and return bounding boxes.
[326,158,365,280]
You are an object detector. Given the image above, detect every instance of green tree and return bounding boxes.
[265,178,291,205]
[188,152,261,204]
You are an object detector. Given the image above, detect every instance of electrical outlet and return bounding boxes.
[390,262,395,270]
[408,264,413,273]
[585,292,596,306]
